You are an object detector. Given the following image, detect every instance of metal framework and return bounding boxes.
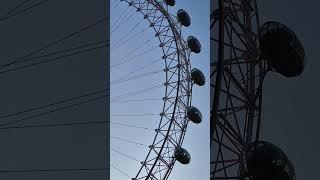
[120,1,193,179]
[210,0,268,179]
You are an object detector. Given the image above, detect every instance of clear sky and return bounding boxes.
[110,0,210,179]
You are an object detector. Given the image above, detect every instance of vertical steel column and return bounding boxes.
[211,0,225,145]
[242,0,257,145]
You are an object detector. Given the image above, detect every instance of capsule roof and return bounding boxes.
[259,21,306,77]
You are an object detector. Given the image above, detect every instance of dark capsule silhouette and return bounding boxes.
[259,21,305,77]
[174,147,191,164]
[246,141,295,180]
[191,68,205,86]
[187,106,202,124]
[177,9,191,27]
[164,0,175,6]
[187,36,201,53]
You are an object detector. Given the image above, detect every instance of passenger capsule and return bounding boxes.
[187,106,202,124]
[259,21,306,77]
[187,36,201,53]
[191,68,205,86]
[174,147,191,164]
[246,141,295,180]
[164,0,175,6]
[177,9,191,27]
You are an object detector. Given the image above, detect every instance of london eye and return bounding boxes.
[110,0,206,179]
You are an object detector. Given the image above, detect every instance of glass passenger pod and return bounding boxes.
[164,0,175,6]
[177,9,191,27]
[174,147,191,164]
[191,68,205,86]
[187,36,201,54]
[187,106,202,124]
[259,21,306,77]
[246,141,295,180]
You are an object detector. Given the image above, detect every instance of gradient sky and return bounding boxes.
[110,0,210,179]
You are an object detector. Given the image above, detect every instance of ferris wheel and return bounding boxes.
[110,0,205,179]
[210,0,305,180]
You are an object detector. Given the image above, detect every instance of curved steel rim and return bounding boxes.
[119,0,192,179]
